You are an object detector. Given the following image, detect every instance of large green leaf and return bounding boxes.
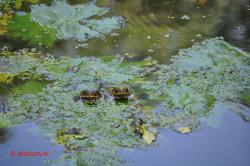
[10,13,57,47]
[31,0,124,41]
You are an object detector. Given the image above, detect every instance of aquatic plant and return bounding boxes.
[0,49,157,165]
[143,38,250,129]
[30,0,125,41]
[10,13,57,47]
[0,50,63,84]
[1,38,249,165]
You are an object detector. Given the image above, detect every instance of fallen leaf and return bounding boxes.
[177,127,190,134]
[141,125,155,144]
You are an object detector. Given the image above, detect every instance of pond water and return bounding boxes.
[0,0,250,166]
[0,102,249,166]
[120,102,250,166]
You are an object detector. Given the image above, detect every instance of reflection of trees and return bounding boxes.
[215,0,250,51]
[108,0,242,62]
[73,0,249,63]
[0,128,9,144]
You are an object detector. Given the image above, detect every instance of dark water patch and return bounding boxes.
[216,0,250,51]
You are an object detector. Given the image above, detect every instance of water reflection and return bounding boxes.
[0,0,250,165]
[217,0,250,51]
[121,102,250,166]
[49,0,250,63]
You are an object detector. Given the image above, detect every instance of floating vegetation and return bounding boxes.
[0,50,60,83]
[0,38,249,165]
[10,13,57,47]
[143,38,250,129]
[177,127,190,134]
[0,49,156,165]
[30,0,125,42]
[138,125,156,144]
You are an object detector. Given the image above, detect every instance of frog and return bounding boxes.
[74,90,102,105]
[106,86,132,100]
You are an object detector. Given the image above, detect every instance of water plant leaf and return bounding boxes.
[10,13,57,47]
[177,127,190,134]
[30,0,124,41]
[140,125,155,144]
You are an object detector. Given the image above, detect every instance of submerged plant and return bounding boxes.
[30,0,125,42]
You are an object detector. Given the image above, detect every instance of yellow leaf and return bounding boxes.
[141,125,155,144]
[0,9,12,35]
[177,127,190,134]
[0,73,16,84]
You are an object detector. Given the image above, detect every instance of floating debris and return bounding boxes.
[139,125,156,144]
[147,48,154,53]
[181,15,190,20]
[111,32,120,36]
[177,127,190,134]
[196,34,202,37]
[164,33,170,38]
